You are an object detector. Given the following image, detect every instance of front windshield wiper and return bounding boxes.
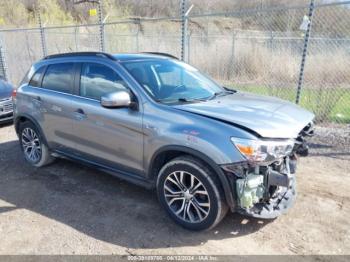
[156,89,236,104]
[208,89,236,100]
[178,97,207,103]
[157,97,207,104]
[175,89,236,103]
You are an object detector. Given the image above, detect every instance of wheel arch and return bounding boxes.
[14,114,48,146]
[148,145,235,209]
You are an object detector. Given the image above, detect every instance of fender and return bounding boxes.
[149,145,235,210]
[14,113,49,146]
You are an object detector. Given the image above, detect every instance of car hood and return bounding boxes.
[0,80,13,100]
[173,92,315,139]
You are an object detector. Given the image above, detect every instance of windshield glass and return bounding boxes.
[122,59,224,103]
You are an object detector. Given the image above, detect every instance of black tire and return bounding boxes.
[157,156,228,231]
[19,121,54,167]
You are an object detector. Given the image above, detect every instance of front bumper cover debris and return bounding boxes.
[237,174,296,219]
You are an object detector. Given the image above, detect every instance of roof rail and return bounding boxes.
[44,52,116,61]
[142,52,178,60]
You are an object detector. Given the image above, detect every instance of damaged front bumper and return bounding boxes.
[238,172,297,219]
[221,122,314,219]
[222,157,298,219]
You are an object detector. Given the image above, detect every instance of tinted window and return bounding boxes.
[42,63,74,94]
[80,63,129,100]
[29,66,45,87]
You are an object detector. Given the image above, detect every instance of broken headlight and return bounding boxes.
[231,137,294,163]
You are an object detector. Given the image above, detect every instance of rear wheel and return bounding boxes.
[19,121,54,167]
[157,156,228,231]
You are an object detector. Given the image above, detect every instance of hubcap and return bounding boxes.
[164,171,210,223]
[21,128,41,163]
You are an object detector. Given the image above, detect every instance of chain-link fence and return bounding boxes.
[0,0,349,125]
[303,0,350,124]
[187,0,350,125]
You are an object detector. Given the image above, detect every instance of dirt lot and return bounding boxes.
[0,123,349,255]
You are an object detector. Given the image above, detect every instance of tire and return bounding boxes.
[19,121,54,167]
[157,156,228,231]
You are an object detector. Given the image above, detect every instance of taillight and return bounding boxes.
[12,89,17,99]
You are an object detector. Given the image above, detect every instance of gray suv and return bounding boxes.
[14,52,314,231]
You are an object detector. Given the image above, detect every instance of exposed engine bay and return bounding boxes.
[224,122,314,219]
[235,157,296,218]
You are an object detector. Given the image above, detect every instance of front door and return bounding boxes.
[71,62,144,176]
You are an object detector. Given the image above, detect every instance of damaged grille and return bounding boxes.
[299,122,315,137]
[294,122,315,157]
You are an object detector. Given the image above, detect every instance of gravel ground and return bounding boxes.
[0,123,349,255]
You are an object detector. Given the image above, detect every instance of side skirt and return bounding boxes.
[52,150,155,189]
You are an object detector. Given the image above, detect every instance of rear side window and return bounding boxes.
[42,63,75,94]
[29,66,45,87]
[80,63,129,100]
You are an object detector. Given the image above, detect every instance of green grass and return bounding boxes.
[225,84,350,124]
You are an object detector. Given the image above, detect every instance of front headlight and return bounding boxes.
[231,137,294,163]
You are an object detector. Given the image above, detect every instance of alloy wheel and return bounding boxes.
[164,171,210,223]
[21,127,41,163]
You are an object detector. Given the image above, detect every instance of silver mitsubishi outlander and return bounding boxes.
[13,52,314,231]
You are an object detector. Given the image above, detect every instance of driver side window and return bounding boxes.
[80,63,129,101]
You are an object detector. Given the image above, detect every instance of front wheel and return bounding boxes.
[157,156,228,231]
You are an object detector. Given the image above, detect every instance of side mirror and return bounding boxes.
[101,91,131,108]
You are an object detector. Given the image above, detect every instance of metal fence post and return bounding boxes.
[187,32,191,63]
[97,0,105,52]
[135,29,139,52]
[37,5,47,57]
[0,34,8,81]
[74,26,79,51]
[180,0,186,61]
[135,19,140,52]
[182,3,194,62]
[295,0,315,104]
[228,31,236,80]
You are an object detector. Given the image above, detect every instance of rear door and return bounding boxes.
[36,62,78,152]
[70,62,144,176]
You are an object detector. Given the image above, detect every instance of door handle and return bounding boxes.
[32,96,42,107]
[32,96,41,102]
[75,108,85,115]
[73,108,86,121]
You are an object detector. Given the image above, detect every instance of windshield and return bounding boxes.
[122,59,224,103]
